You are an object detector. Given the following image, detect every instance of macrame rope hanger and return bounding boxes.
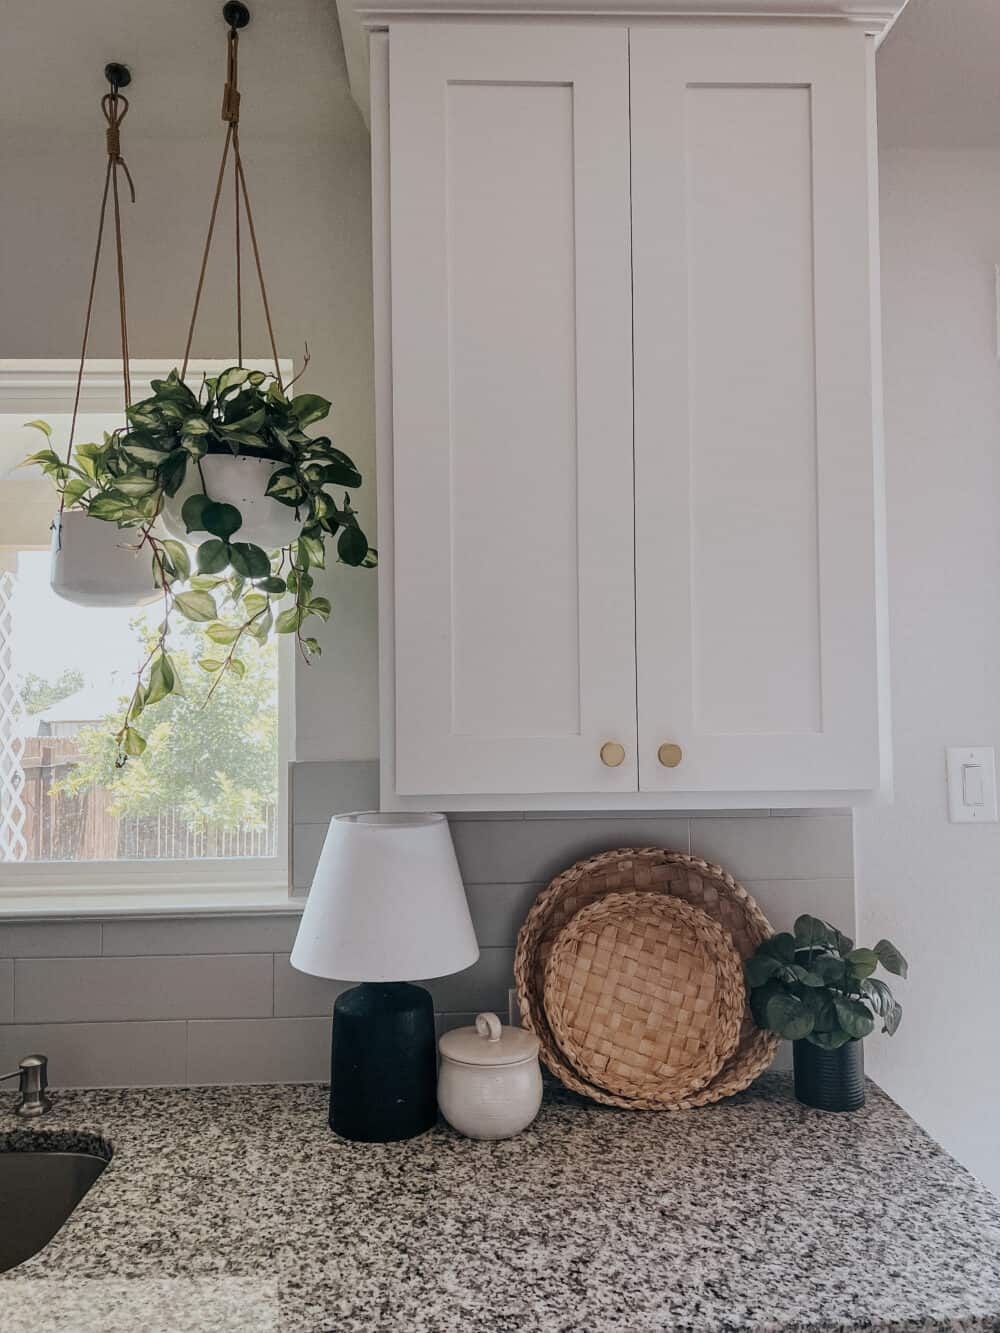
[181,1,283,389]
[62,61,136,514]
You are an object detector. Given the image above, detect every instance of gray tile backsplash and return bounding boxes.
[273,954,346,1018]
[0,960,11,1024]
[0,1022,188,1088]
[14,954,275,1024]
[101,915,300,957]
[187,1018,331,1085]
[0,760,856,1088]
[0,921,103,957]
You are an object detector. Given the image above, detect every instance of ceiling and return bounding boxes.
[0,0,360,146]
[879,0,1000,148]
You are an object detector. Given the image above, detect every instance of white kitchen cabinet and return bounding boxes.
[372,13,890,810]
[631,25,882,797]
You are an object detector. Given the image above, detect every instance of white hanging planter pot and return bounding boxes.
[50,510,160,608]
[159,452,302,551]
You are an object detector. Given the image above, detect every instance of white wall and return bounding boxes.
[0,15,379,762]
[856,147,1000,1196]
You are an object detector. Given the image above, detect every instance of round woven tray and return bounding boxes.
[543,892,744,1103]
[514,848,780,1110]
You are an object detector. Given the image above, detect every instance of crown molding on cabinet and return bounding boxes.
[355,0,903,26]
[338,0,907,136]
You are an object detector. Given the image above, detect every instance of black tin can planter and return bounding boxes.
[793,1038,865,1112]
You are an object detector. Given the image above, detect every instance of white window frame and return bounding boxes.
[0,358,297,901]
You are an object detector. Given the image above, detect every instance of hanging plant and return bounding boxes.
[24,62,160,610]
[22,9,376,765]
[24,365,375,763]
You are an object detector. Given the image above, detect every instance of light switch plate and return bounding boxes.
[946,747,998,823]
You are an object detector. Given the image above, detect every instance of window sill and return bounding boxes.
[0,887,305,921]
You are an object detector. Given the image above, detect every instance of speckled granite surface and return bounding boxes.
[1,1074,999,1333]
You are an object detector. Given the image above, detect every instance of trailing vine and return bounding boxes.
[24,365,375,764]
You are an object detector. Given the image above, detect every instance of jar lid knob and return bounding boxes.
[475,1012,503,1042]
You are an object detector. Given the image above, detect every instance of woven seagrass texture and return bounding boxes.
[543,892,744,1102]
[514,848,780,1109]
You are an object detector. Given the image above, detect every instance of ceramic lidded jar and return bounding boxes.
[437,1012,542,1141]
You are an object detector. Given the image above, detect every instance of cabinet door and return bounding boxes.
[389,24,636,796]
[631,24,882,795]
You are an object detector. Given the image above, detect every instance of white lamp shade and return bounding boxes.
[290,812,480,983]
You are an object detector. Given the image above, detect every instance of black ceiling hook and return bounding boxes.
[104,62,132,92]
[223,2,250,29]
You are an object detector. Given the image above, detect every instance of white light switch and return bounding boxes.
[947,747,998,823]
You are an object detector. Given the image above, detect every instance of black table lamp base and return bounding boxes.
[329,981,438,1142]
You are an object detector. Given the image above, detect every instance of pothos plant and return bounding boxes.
[745,915,907,1050]
[24,365,375,764]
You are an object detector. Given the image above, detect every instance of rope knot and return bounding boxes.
[222,28,241,124]
[106,124,121,158]
[222,83,241,124]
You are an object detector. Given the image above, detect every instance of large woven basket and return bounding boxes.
[543,892,744,1103]
[514,848,780,1109]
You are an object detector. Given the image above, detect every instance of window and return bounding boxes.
[0,361,293,893]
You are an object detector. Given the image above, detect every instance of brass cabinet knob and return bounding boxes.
[600,741,626,768]
[658,742,683,769]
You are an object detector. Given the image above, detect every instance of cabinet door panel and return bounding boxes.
[389,24,635,795]
[631,25,880,794]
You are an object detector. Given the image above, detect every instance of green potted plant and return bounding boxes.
[24,365,375,764]
[745,915,907,1111]
[24,420,162,608]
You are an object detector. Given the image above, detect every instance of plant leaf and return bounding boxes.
[198,658,225,672]
[862,978,895,1018]
[884,1001,903,1036]
[833,996,875,1040]
[847,947,879,980]
[306,596,331,621]
[337,525,368,566]
[202,502,243,541]
[197,539,231,575]
[873,939,909,979]
[181,493,213,534]
[289,393,331,426]
[25,419,53,437]
[812,954,848,987]
[204,621,242,645]
[228,542,270,579]
[215,366,253,399]
[744,954,784,988]
[764,993,815,1041]
[789,964,826,988]
[174,590,218,623]
[114,475,160,499]
[160,539,191,582]
[275,607,302,634]
[297,534,325,569]
[144,653,176,706]
[794,915,833,950]
[122,726,147,757]
[256,576,286,595]
[246,606,273,641]
[807,1029,853,1050]
[758,932,797,965]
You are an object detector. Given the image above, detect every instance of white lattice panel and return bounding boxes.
[0,570,27,862]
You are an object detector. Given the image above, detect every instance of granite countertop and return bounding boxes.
[1,1073,999,1333]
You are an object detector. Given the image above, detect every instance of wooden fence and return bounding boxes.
[18,738,276,862]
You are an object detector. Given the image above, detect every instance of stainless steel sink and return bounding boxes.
[0,1144,109,1272]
